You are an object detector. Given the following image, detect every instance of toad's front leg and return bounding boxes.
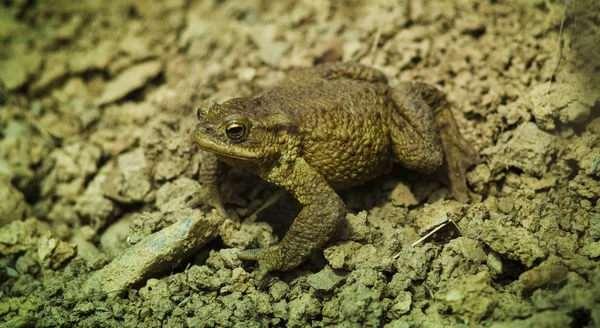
[238,157,346,282]
[188,151,228,218]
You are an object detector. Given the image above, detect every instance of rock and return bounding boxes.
[0,218,40,255]
[456,16,486,37]
[582,241,600,258]
[528,83,600,129]
[269,280,289,302]
[518,262,569,293]
[83,213,221,295]
[74,163,119,230]
[415,200,465,234]
[486,122,558,177]
[390,182,419,207]
[54,15,83,41]
[337,211,371,242]
[447,237,487,262]
[39,142,102,200]
[142,115,200,182]
[69,41,118,74]
[336,269,386,325]
[439,271,497,323]
[324,241,393,271]
[97,60,162,105]
[37,233,77,269]
[102,148,152,203]
[0,177,29,227]
[306,265,348,292]
[99,216,132,258]
[387,291,412,319]
[155,177,201,212]
[472,220,545,267]
[119,35,152,60]
[0,51,42,90]
[0,10,25,39]
[249,25,289,66]
[30,54,69,95]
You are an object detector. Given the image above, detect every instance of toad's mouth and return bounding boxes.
[190,130,261,161]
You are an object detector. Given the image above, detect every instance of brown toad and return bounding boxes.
[190,62,479,281]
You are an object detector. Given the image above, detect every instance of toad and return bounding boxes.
[190,62,479,281]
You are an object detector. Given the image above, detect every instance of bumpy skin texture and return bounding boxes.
[190,62,479,281]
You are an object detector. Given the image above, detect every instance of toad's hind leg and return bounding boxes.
[389,84,444,173]
[391,82,479,202]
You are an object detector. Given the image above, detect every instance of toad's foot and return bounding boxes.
[436,108,480,202]
[238,245,301,282]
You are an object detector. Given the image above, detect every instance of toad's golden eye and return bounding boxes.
[225,121,247,139]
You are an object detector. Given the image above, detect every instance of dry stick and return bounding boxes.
[408,220,450,249]
[368,24,383,66]
[406,218,464,251]
[246,188,287,223]
[0,79,61,147]
[547,3,567,94]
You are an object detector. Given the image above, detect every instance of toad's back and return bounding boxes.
[260,77,397,189]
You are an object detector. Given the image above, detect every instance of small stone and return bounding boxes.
[219,248,243,269]
[99,216,131,258]
[30,57,69,95]
[269,281,289,302]
[306,265,348,292]
[119,36,152,60]
[97,60,162,105]
[486,122,558,177]
[69,41,118,74]
[518,263,569,293]
[337,211,370,242]
[581,241,600,258]
[0,52,42,90]
[440,271,497,323]
[236,67,256,82]
[390,182,419,207]
[486,251,504,277]
[415,200,465,234]
[387,292,412,319]
[249,25,289,66]
[102,148,152,203]
[0,10,25,39]
[37,233,77,269]
[0,177,29,227]
[456,16,486,37]
[497,197,514,214]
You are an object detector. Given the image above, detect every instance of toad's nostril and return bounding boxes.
[205,126,213,133]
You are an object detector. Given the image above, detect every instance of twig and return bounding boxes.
[0,79,61,147]
[368,24,383,66]
[246,188,286,223]
[409,220,450,248]
[547,4,567,94]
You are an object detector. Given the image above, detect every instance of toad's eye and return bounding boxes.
[225,121,247,140]
[196,108,202,120]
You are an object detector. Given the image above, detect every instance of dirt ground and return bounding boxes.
[1,0,599,327]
